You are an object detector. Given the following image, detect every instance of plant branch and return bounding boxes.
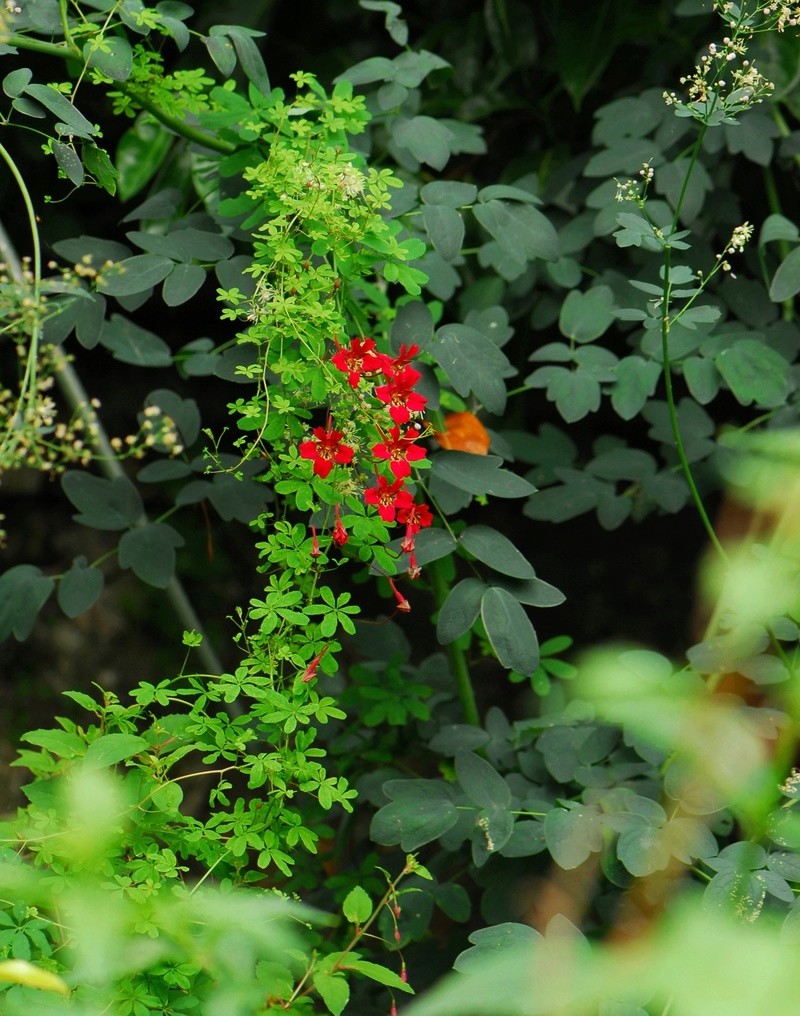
[428,557,480,726]
[0,216,228,680]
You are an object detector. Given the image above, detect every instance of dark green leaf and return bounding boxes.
[57,560,104,618]
[162,263,206,306]
[83,36,133,81]
[481,587,539,675]
[82,144,117,195]
[715,339,791,407]
[422,204,464,262]
[454,923,540,973]
[455,750,511,809]
[118,523,184,588]
[115,117,173,202]
[23,83,97,137]
[420,181,477,206]
[491,576,565,607]
[219,25,270,95]
[100,314,172,367]
[437,579,487,643]
[559,287,614,343]
[391,300,434,350]
[430,324,514,414]
[203,33,236,76]
[473,200,559,263]
[0,566,55,641]
[2,67,32,98]
[370,780,458,850]
[52,141,84,186]
[97,254,174,298]
[431,452,535,498]
[62,471,143,530]
[393,116,454,170]
[360,0,408,45]
[544,805,604,869]
[459,525,535,579]
[771,246,800,301]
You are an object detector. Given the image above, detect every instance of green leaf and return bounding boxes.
[430,324,514,414]
[544,805,604,869]
[118,523,185,588]
[57,559,104,618]
[393,116,454,170]
[98,254,174,298]
[480,587,539,675]
[210,25,270,95]
[473,200,559,263]
[370,780,458,850]
[84,36,133,81]
[420,180,477,206]
[391,300,434,350]
[455,750,511,808]
[715,339,791,407]
[2,67,32,98]
[23,83,97,137]
[61,471,143,530]
[759,214,799,248]
[22,728,85,758]
[162,263,205,306]
[144,388,201,446]
[347,957,414,992]
[115,117,173,202]
[312,972,349,1016]
[82,144,117,195]
[431,452,535,498]
[52,141,84,186]
[559,287,615,343]
[770,245,800,302]
[100,314,172,367]
[459,525,535,580]
[360,0,408,45]
[83,733,148,770]
[0,566,55,641]
[343,886,372,924]
[422,205,464,262]
[437,578,487,643]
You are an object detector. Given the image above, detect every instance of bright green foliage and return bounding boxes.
[4,0,800,1014]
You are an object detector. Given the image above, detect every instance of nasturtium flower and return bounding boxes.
[398,500,433,535]
[374,365,427,425]
[363,475,410,522]
[372,426,427,479]
[331,337,383,388]
[299,426,354,478]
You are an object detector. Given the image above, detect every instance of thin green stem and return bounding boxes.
[0,141,41,463]
[3,33,235,155]
[659,123,728,562]
[58,0,80,56]
[428,558,480,726]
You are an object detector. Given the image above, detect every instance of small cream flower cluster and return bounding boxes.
[109,405,184,456]
[713,222,754,277]
[614,162,654,206]
[663,33,774,118]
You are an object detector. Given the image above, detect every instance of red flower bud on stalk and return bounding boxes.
[301,645,330,683]
[388,577,411,613]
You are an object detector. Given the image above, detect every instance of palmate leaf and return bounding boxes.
[118,523,185,588]
[62,471,143,530]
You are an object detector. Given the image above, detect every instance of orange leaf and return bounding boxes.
[434,412,490,455]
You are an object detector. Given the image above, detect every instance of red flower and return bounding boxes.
[372,426,427,480]
[374,365,427,425]
[331,337,383,388]
[332,504,348,546]
[364,476,411,522]
[382,344,421,375]
[397,500,433,535]
[299,426,354,478]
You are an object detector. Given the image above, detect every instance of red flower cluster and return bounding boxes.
[299,337,434,586]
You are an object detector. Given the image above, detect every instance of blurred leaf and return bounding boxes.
[62,471,143,530]
[118,523,185,588]
[57,559,104,618]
